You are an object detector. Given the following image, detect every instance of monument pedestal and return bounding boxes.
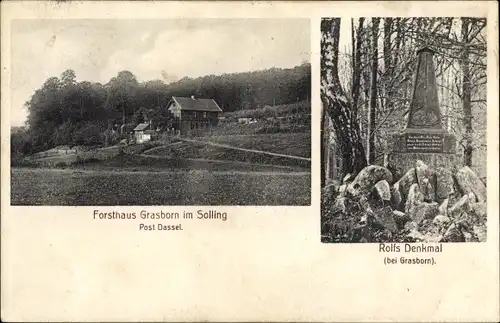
[386,129,457,179]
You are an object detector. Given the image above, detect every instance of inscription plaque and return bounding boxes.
[406,133,443,153]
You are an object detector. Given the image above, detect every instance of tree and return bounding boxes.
[351,18,365,116]
[460,18,473,166]
[321,104,327,187]
[321,18,367,177]
[60,69,76,87]
[367,18,380,164]
[105,70,139,124]
[25,77,62,148]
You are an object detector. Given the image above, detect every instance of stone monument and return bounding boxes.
[387,47,458,178]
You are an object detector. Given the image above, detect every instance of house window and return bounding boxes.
[194,112,198,119]
[203,112,207,118]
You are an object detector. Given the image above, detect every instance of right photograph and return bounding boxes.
[320,17,487,243]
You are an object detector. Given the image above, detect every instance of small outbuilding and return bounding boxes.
[133,123,153,143]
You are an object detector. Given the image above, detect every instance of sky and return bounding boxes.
[10,19,310,126]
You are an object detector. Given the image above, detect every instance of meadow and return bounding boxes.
[11,168,310,206]
[143,132,311,169]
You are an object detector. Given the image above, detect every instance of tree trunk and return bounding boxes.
[321,18,367,176]
[461,17,473,166]
[367,18,380,164]
[361,30,371,137]
[351,18,365,117]
[321,105,327,187]
[383,18,393,113]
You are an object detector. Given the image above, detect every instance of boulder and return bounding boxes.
[441,223,465,242]
[455,166,487,202]
[404,221,418,232]
[406,230,425,242]
[415,160,434,180]
[350,224,376,243]
[449,194,471,219]
[358,210,373,226]
[393,167,418,201]
[390,185,402,208]
[323,182,339,195]
[463,231,474,242]
[374,180,391,202]
[416,215,449,242]
[405,183,425,214]
[470,202,487,222]
[332,197,348,214]
[415,160,436,202]
[432,214,451,227]
[373,206,398,233]
[454,219,476,242]
[337,184,348,197]
[358,195,372,212]
[420,177,436,202]
[435,167,456,202]
[467,191,477,203]
[473,224,487,242]
[393,210,411,229]
[438,198,449,217]
[347,165,393,198]
[342,173,354,184]
[409,202,439,225]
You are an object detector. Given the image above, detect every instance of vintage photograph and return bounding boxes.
[321,17,487,243]
[10,18,311,206]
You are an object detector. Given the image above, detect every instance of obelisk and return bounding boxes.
[387,47,457,178]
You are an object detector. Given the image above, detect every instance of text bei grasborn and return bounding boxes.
[379,243,442,265]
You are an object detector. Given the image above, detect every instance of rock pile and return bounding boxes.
[321,161,487,243]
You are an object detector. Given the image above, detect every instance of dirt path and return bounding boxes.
[179,137,311,161]
[141,141,183,154]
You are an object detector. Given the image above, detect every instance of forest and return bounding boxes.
[11,63,311,157]
[321,17,487,183]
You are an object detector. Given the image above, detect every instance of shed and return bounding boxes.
[133,123,152,143]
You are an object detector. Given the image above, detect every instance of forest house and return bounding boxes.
[167,96,223,135]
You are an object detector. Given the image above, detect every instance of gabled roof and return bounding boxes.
[171,96,223,112]
[133,123,149,131]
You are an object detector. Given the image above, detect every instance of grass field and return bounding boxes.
[143,132,311,168]
[198,133,311,158]
[67,154,303,172]
[11,168,310,205]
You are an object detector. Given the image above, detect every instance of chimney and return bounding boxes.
[191,95,195,100]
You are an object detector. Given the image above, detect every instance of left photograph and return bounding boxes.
[10,18,311,206]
